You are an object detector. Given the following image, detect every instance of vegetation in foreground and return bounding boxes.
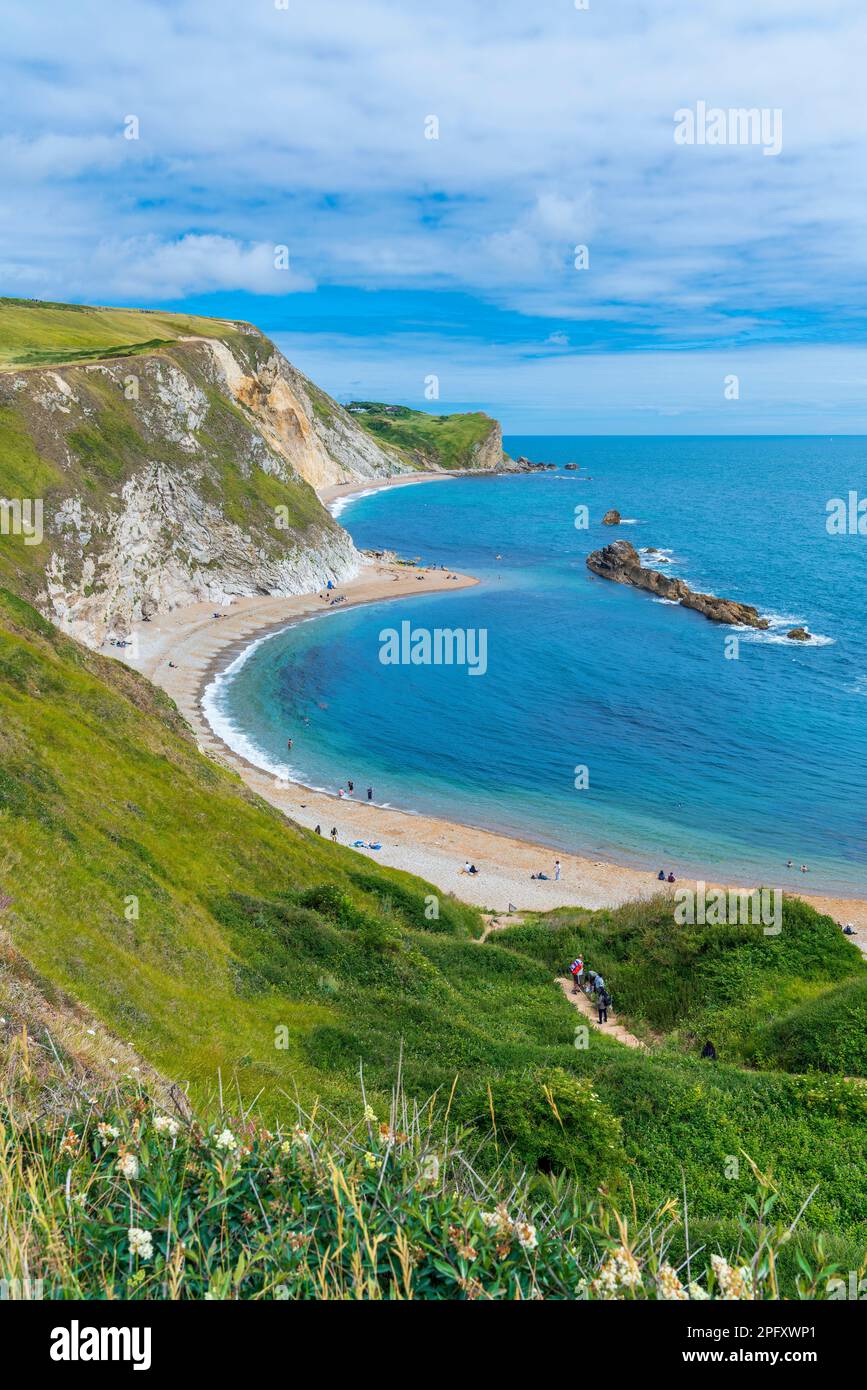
[1,1081,855,1301]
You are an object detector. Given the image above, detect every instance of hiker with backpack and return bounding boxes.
[593,973,610,1023]
[596,982,611,1025]
[568,955,584,995]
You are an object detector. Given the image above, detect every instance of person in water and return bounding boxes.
[367,786,373,801]
[287,738,293,750]
[347,780,354,793]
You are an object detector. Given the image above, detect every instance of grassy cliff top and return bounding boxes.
[346,400,502,470]
[0,297,243,369]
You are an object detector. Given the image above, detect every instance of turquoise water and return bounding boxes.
[208,437,867,895]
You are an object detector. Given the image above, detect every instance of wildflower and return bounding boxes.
[153,1115,180,1138]
[514,1221,538,1253]
[363,1104,377,1124]
[116,1151,140,1180]
[688,1281,710,1301]
[363,1151,378,1170]
[710,1254,753,1300]
[280,1139,293,1156]
[656,1264,688,1301]
[60,1130,80,1158]
[287,1231,310,1252]
[448,1225,478,1262]
[215,1128,238,1153]
[479,1203,512,1239]
[590,1245,643,1299]
[128,1227,153,1261]
[97,1122,119,1142]
[290,1124,310,1147]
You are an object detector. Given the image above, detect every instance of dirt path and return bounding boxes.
[477,912,525,942]
[556,977,647,1050]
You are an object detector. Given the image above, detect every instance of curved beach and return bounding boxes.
[122,491,867,943]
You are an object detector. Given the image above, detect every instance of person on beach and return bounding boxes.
[554,859,561,881]
[367,786,373,801]
[330,826,338,841]
[657,869,666,881]
[667,872,676,883]
[314,824,321,835]
[338,787,346,798]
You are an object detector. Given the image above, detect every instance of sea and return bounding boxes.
[203,437,867,896]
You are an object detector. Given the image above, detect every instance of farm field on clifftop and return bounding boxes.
[0,297,238,368]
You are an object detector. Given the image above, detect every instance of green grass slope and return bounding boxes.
[0,297,239,368]
[501,895,867,1072]
[347,401,504,470]
[1,589,865,1265]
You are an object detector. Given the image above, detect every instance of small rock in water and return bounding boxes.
[602,509,622,525]
[786,626,811,641]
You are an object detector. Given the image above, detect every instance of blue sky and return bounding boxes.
[2,0,866,432]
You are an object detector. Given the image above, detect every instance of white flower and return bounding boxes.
[215,1128,238,1152]
[363,1104,377,1124]
[128,1227,153,1261]
[514,1221,538,1252]
[656,1263,688,1301]
[153,1115,180,1138]
[97,1122,119,1142]
[116,1152,139,1180]
[710,1254,753,1300]
[688,1281,710,1300]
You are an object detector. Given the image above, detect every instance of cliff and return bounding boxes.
[0,301,413,646]
[586,539,770,629]
[346,401,507,472]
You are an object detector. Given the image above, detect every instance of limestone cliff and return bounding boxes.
[0,316,411,647]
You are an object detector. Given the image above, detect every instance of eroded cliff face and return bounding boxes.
[0,327,409,647]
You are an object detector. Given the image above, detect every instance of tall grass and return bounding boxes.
[0,1078,852,1301]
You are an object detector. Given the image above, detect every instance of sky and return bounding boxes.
[2,0,866,433]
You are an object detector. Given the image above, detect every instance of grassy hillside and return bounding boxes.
[1,585,866,1276]
[347,401,503,470]
[0,297,239,368]
[501,896,867,1071]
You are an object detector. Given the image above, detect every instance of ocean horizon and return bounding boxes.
[206,435,867,898]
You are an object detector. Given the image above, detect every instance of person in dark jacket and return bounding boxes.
[597,986,610,1024]
[701,1040,717,1060]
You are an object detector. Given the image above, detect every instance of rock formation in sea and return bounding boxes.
[586,539,770,629]
[786,627,811,641]
[601,509,621,525]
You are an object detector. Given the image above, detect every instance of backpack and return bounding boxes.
[569,959,582,976]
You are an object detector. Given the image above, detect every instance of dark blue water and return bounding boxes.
[208,438,867,895]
